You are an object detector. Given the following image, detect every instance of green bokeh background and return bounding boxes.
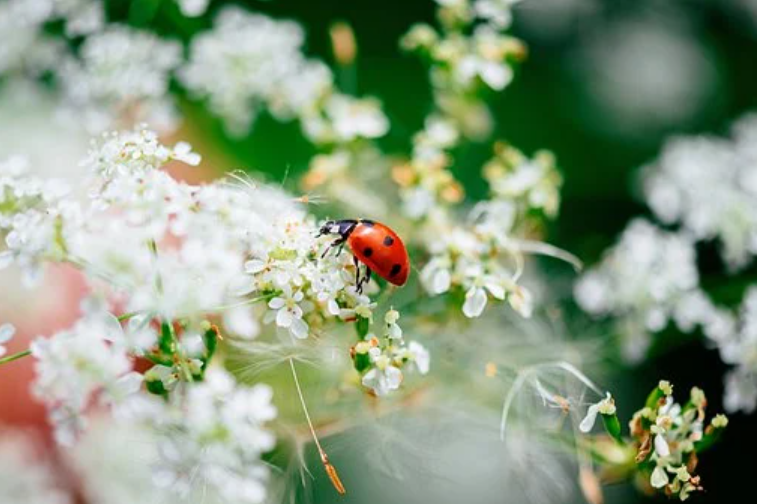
[108,0,757,502]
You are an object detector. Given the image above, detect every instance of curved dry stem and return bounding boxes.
[508,239,583,272]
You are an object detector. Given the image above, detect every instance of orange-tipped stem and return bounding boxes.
[288,358,347,496]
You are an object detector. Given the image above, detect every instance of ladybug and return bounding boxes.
[318,219,410,292]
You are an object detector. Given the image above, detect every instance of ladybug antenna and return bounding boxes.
[288,357,346,496]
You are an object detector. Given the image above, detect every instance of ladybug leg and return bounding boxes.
[358,268,372,293]
[321,237,346,259]
[353,254,361,290]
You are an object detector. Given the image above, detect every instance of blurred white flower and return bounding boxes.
[0,323,15,357]
[30,312,143,445]
[362,350,404,397]
[0,432,71,504]
[177,0,210,17]
[644,116,757,270]
[134,368,277,504]
[723,369,757,413]
[302,94,390,144]
[474,0,522,28]
[180,7,333,135]
[408,341,430,374]
[58,26,182,132]
[575,219,701,362]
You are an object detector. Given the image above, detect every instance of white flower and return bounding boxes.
[457,54,513,91]
[474,0,521,28]
[302,93,389,145]
[408,341,430,374]
[385,309,403,339]
[723,369,757,414]
[463,284,489,318]
[0,323,15,357]
[266,287,310,339]
[362,364,403,397]
[420,257,453,295]
[579,392,615,433]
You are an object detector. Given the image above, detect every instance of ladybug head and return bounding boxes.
[317,220,337,237]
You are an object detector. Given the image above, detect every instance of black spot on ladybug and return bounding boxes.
[361,220,375,227]
[383,236,395,247]
[363,247,373,257]
[390,264,402,277]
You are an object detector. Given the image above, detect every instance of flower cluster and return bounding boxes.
[1,126,428,502]
[133,368,277,504]
[57,26,183,132]
[351,309,430,396]
[574,219,703,361]
[643,115,757,270]
[401,0,526,139]
[179,7,333,135]
[578,381,727,502]
[0,155,72,285]
[629,382,727,500]
[418,143,565,319]
[722,287,757,413]
[0,432,71,504]
[30,309,143,446]
[0,1,187,133]
[576,114,757,412]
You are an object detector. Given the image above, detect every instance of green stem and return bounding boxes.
[0,349,31,366]
[117,311,139,322]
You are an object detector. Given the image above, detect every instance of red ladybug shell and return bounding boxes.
[347,221,410,286]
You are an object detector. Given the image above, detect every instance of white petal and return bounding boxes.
[327,299,341,316]
[361,369,380,393]
[509,287,533,318]
[654,434,670,457]
[462,287,488,318]
[268,297,285,310]
[485,280,506,300]
[481,62,512,91]
[0,323,15,344]
[290,318,309,339]
[276,308,293,328]
[244,259,266,273]
[579,404,600,433]
[223,307,260,339]
[384,366,403,390]
[409,341,430,374]
[113,372,144,397]
[388,323,403,340]
[0,251,13,269]
[431,268,451,294]
[651,466,669,489]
